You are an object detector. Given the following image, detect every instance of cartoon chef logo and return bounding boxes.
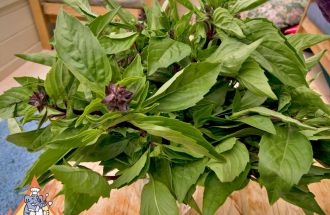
[7,177,57,215]
[23,187,52,215]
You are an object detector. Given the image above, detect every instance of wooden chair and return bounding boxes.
[28,0,151,49]
[298,0,330,75]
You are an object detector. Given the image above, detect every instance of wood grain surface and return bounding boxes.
[43,162,330,215]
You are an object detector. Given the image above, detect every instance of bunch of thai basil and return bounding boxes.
[2,0,330,214]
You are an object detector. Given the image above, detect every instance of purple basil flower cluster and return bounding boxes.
[103,83,133,112]
[28,87,48,112]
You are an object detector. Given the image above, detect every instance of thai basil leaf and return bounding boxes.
[203,166,249,215]
[130,114,225,162]
[229,0,267,14]
[172,158,207,202]
[286,34,330,51]
[63,188,100,215]
[45,60,78,101]
[16,52,56,66]
[231,106,315,129]
[100,32,139,54]
[88,7,120,36]
[305,50,327,70]
[54,10,111,96]
[111,150,149,188]
[206,37,263,76]
[104,0,136,25]
[145,62,220,112]
[18,148,70,188]
[281,186,325,215]
[51,165,110,196]
[238,58,277,100]
[123,54,144,78]
[213,7,244,38]
[208,141,249,182]
[258,126,313,203]
[244,19,308,87]
[239,115,276,134]
[140,177,179,215]
[147,38,191,75]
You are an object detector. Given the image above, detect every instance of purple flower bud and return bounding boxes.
[103,83,133,112]
[28,87,48,112]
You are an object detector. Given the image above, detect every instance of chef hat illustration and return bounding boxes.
[30,187,40,195]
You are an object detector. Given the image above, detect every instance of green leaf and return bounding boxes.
[47,128,104,149]
[203,166,249,215]
[240,91,267,110]
[229,0,267,14]
[7,118,22,134]
[104,0,136,25]
[16,52,56,66]
[63,0,96,19]
[88,7,120,36]
[111,150,149,188]
[291,86,330,115]
[208,141,249,182]
[213,7,244,38]
[63,188,100,215]
[75,98,106,127]
[130,114,225,162]
[123,54,144,78]
[214,137,237,153]
[149,158,173,191]
[239,115,276,134]
[244,19,308,87]
[6,127,47,150]
[54,10,111,96]
[281,186,325,215]
[18,148,69,188]
[258,126,313,203]
[306,50,327,70]
[206,37,263,76]
[100,32,139,54]
[144,0,166,31]
[172,158,207,202]
[238,58,277,100]
[231,106,315,130]
[145,62,220,112]
[147,38,191,75]
[51,165,110,197]
[0,87,32,118]
[45,60,78,101]
[140,177,179,215]
[286,34,330,51]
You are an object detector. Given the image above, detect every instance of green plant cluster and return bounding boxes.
[2,0,330,214]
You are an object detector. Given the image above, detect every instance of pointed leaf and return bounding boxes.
[130,114,225,162]
[286,34,330,51]
[51,165,110,197]
[140,177,179,215]
[244,19,308,87]
[208,141,249,182]
[147,38,191,75]
[16,52,56,66]
[207,37,263,76]
[229,0,267,14]
[100,32,139,54]
[89,7,120,36]
[258,126,313,203]
[172,158,207,202]
[203,166,249,215]
[54,10,111,96]
[238,58,277,100]
[145,62,220,112]
[111,150,149,188]
[239,115,276,134]
[213,7,244,38]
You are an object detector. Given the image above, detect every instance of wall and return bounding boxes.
[0,0,42,80]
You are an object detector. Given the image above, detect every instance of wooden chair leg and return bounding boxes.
[28,0,52,49]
